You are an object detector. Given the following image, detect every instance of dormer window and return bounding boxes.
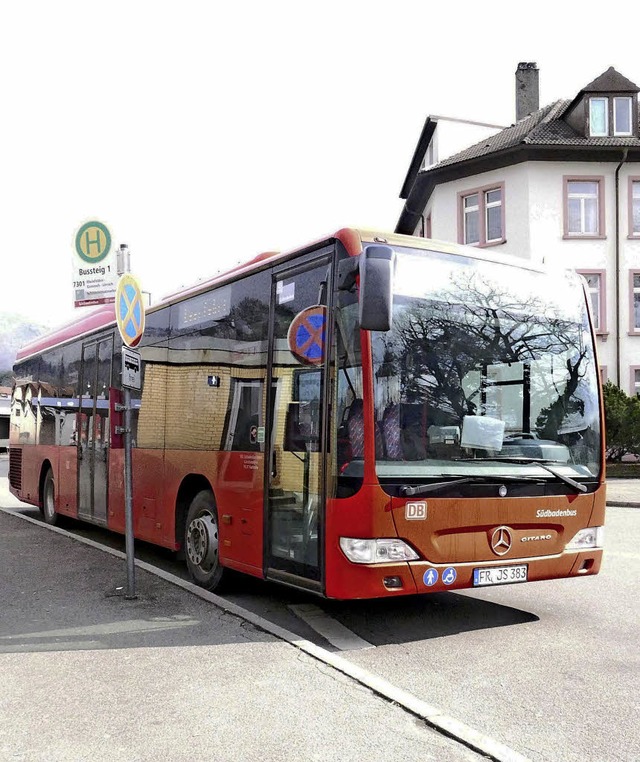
[614,97,633,135]
[589,98,608,135]
[589,96,634,136]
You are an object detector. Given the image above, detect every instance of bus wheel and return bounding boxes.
[42,469,59,526]
[184,490,225,591]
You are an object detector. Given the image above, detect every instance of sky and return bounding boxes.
[4,1,640,328]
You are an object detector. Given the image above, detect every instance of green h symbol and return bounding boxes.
[84,228,103,256]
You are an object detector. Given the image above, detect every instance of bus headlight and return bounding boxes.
[339,537,419,564]
[566,526,604,550]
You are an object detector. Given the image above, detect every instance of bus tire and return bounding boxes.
[42,468,59,526]
[184,489,226,591]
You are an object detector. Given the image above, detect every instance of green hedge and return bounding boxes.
[606,462,640,479]
[603,381,640,462]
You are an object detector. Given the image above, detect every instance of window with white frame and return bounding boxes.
[631,271,640,331]
[460,185,504,246]
[631,179,640,236]
[589,98,608,136]
[463,193,480,244]
[589,96,633,137]
[424,138,437,168]
[632,367,640,397]
[565,179,602,236]
[578,270,605,332]
[485,189,503,242]
[614,97,633,135]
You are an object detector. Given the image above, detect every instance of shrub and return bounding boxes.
[603,381,640,461]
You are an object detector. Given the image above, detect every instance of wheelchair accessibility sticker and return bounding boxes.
[442,567,457,585]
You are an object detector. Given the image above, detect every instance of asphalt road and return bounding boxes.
[1,455,638,762]
[344,506,639,762]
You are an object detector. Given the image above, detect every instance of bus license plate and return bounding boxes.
[473,565,528,587]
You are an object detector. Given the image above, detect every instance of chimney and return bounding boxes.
[515,62,539,121]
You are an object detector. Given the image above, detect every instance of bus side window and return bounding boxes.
[223,379,262,452]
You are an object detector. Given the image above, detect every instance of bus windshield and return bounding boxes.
[368,247,601,483]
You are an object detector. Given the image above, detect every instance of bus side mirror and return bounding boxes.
[359,245,394,332]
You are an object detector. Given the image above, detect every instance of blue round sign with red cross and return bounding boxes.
[287,305,327,366]
[116,273,145,348]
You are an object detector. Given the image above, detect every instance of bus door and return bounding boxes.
[265,256,332,591]
[78,336,113,524]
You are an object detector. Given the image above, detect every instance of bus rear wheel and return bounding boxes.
[184,489,226,591]
[42,469,59,526]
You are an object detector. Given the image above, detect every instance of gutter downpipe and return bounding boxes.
[615,149,628,387]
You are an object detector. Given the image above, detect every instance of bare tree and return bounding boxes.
[374,270,589,433]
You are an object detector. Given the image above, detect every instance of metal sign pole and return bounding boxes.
[116,244,138,599]
[122,383,136,598]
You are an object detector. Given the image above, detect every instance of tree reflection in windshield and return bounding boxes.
[371,254,600,476]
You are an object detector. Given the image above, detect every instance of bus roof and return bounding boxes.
[15,227,548,362]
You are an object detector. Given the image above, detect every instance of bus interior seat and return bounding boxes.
[381,403,402,460]
[380,402,428,461]
[346,399,365,459]
[400,403,428,460]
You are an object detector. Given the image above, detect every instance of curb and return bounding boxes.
[0,505,530,762]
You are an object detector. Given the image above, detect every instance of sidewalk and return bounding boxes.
[0,509,477,762]
[605,478,640,507]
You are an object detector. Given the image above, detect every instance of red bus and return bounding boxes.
[9,229,605,598]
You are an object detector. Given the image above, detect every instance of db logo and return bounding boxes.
[405,501,427,520]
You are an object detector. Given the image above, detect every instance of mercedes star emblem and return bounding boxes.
[491,526,513,556]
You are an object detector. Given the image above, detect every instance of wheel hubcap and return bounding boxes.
[45,481,55,519]
[186,512,218,570]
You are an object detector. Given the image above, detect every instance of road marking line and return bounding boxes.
[0,616,200,640]
[0,506,529,762]
[288,603,374,651]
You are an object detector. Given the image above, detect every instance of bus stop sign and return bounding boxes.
[116,273,145,347]
[122,347,142,390]
[287,305,326,366]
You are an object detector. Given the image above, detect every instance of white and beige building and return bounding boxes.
[396,64,640,395]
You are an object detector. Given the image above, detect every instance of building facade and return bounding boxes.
[396,64,640,396]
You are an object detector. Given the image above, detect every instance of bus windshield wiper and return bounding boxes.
[454,456,588,494]
[401,473,544,497]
